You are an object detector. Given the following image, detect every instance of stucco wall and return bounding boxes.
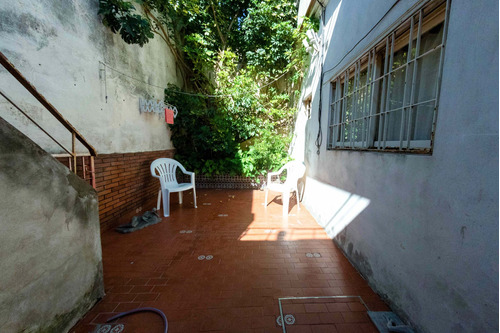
[0,117,104,332]
[294,0,499,332]
[0,0,180,155]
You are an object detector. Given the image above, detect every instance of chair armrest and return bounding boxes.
[150,165,160,178]
[267,171,281,184]
[184,171,195,184]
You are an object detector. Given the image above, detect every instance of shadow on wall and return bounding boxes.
[301,177,370,238]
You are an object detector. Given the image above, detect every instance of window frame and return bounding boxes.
[326,0,450,153]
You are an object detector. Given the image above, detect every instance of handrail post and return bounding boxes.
[72,132,77,175]
[90,156,96,189]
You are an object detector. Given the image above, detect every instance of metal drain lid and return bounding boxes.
[276,314,295,326]
[95,325,111,333]
[110,324,124,333]
[94,324,124,333]
[368,311,415,333]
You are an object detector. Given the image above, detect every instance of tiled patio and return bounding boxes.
[71,189,389,333]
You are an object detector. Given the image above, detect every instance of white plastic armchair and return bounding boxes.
[150,158,197,217]
[264,160,306,215]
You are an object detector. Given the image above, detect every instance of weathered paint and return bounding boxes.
[0,117,104,332]
[0,0,180,154]
[294,0,498,331]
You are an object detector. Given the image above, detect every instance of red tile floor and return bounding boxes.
[71,189,389,333]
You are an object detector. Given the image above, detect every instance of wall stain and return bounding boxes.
[460,225,467,244]
[0,10,57,50]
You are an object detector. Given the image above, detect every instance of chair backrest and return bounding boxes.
[283,160,306,184]
[151,158,185,187]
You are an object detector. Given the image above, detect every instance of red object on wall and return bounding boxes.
[165,108,174,124]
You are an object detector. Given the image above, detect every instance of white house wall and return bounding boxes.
[294,0,499,332]
[0,0,180,154]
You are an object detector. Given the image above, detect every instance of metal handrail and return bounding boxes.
[0,51,97,188]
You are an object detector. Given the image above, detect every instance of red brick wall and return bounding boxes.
[93,150,175,231]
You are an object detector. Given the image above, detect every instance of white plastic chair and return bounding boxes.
[151,158,197,217]
[264,160,306,215]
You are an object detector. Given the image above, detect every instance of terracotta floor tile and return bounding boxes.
[311,324,339,333]
[71,190,386,332]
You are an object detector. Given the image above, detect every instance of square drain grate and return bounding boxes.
[368,311,415,333]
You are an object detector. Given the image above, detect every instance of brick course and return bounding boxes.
[57,149,175,232]
[94,150,175,231]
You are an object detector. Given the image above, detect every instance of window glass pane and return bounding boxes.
[345,92,353,122]
[389,66,406,110]
[337,98,343,142]
[411,101,434,141]
[420,22,443,54]
[328,126,335,147]
[388,46,413,111]
[414,23,443,103]
[344,122,351,144]
[385,110,402,142]
[358,69,370,118]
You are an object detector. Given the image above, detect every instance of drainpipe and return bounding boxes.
[314,1,326,155]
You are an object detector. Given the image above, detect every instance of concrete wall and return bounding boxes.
[0,0,180,155]
[0,117,104,332]
[294,0,499,332]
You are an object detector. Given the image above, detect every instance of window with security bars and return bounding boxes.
[327,0,448,152]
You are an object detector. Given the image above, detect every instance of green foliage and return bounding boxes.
[98,0,153,46]
[99,0,310,177]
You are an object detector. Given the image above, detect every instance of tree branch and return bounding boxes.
[210,0,226,48]
[143,5,195,88]
[227,12,238,34]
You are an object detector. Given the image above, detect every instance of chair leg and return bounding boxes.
[162,188,170,217]
[282,190,290,216]
[192,187,197,208]
[156,189,162,211]
[179,192,183,204]
[295,188,300,210]
[264,189,268,207]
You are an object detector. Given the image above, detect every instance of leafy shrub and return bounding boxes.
[99,0,316,177]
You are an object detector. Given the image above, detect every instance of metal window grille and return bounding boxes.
[327,0,449,152]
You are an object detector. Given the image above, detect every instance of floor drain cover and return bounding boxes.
[110,324,124,333]
[198,255,206,260]
[276,314,295,327]
[284,314,295,325]
[368,311,415,333]
[94,324,124,333]
[95,325,111,333]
